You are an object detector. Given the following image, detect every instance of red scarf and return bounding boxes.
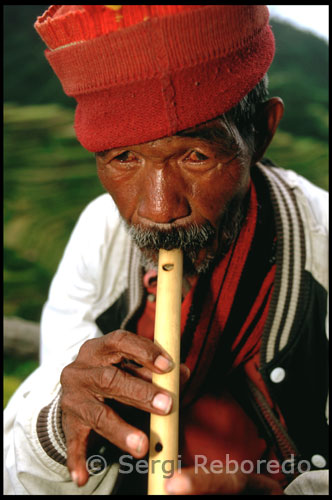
[180,182,276,406]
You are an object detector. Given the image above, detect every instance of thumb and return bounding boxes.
[164,467,284,495]
[246,473,284,495]
[164,466,247,495]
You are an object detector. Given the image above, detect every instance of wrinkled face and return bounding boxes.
[96,119,252,274]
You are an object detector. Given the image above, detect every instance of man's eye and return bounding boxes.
[186,150,209,162]
[114,151,136,162]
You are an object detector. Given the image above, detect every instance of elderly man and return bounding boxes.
[4,5,328,495]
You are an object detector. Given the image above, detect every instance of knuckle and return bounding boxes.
[98,367,152,406]
[135,337,167,364]
[98,366,120,392]
[140,385,155,406]
[104,329,128,348]
[127,376,154,407]
[60,392,75,413]
[60,363,75,387]
[91,405,108,433]
[77,338,96,358]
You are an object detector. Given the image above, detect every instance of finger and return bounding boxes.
[246,473,284,495]
[121,362,190,391]
[165,468,284,495]
[121,359,153,382]
[88,366,173,415]
[73,399,149,458]
[99,330,174,372]
[164,467,248,495]
[63,414,91,487]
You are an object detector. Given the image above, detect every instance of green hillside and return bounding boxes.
[268,19,328,142]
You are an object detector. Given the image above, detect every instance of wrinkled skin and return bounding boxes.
[60,98,284,493]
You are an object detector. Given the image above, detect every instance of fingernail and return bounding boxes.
[165,474,191,494]
[71,471,79,485]
[154,355,173,371]
[152,393,172,413]
[126,433,144,453]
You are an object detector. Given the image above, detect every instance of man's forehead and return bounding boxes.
[97,118,230,155]
[175,117,230,139]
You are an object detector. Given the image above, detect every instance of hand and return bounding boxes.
[164,467,284,495]
[60,330,190,487]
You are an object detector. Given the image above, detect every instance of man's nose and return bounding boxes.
[137,167,191,224]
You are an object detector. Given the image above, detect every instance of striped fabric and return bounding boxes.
[36,390,67,465]
[258,163,308,365]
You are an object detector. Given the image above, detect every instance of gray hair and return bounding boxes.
[177,74,269,160]
[223,74,269,154]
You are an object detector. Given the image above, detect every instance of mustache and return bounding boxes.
[123,194,246,274]
[124,221,216,252]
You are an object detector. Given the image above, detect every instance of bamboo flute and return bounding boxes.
[147,248,183,495]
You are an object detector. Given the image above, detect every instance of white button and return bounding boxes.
[270,367,286,383]
[147,294,156,302]
[311,454,327,468]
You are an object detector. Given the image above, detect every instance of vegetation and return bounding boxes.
[4,104,103,322]
[4,104,103,407]
[4,7,328,404]
[268,19,328,143]
[4,356,39,408]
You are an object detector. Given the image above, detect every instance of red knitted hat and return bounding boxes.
[34,5,275,153]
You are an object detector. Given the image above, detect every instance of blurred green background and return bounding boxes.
[4,6,328,407]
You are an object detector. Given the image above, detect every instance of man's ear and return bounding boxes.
[251,97,284,166]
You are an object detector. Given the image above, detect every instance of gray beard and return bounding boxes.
[123,196,246,275]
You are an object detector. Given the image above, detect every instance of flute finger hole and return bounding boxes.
[162,263,174,271]
[155,442,163,452]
